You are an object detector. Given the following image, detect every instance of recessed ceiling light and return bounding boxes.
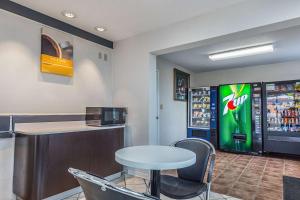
[95,26,106,32]
[209,44,274,61]
[62,10,76,19]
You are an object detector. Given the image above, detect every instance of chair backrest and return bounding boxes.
[68,168,157,200]
[175,138,215,183]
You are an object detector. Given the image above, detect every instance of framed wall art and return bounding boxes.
[174,68,190,101]
[41,27,74,77]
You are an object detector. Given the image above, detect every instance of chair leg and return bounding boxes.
[206,183,211,200]
[76,192,81,200]
[143,178,150,194]
[123,174,127,188]
[121,170,127,188]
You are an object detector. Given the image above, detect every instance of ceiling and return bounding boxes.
[159,25,300,73]
[11,0,245,41]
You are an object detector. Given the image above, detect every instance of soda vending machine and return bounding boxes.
[263,80,300,155]
[219,83,263,154]
[187,86,218,147]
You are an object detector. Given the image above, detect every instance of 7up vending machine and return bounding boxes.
[219,83,263,154]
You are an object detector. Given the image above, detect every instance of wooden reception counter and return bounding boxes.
[13,121,125,200]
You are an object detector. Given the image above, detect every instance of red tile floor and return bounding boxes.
[210,151,300,200]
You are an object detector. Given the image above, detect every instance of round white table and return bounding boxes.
[115,145,196,198]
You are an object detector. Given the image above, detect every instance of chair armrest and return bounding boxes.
[207,154,215,184]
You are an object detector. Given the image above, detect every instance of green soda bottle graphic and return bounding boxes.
[232,111,246,151]
[232,112,240,151]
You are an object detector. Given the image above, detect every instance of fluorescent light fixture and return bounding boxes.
[209,44,274,61]
[95,26,106,32]
[62,11,76,19]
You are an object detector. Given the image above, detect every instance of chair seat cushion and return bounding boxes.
[160,175,207,199]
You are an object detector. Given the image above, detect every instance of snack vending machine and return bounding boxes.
[263,80,300,155]
[187,86,218,147]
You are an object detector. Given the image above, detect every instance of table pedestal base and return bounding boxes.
[150,170,160,198]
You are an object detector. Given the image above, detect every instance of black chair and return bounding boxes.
[160,138,216,200]
[68,168,159,200]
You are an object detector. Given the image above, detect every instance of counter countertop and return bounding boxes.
[14,121,125,135]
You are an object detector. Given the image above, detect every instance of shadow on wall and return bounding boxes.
[76,59,104,83]
[124,126,133,147]
[38,72,73,85]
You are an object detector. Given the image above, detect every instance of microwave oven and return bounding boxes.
[86,107,127,126]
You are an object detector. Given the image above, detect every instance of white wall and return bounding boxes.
[193,60,300,86]
[0,9,113,114]
[113,0,300,147]
[0,9,113,200]
[157,58,195,145]
[0,138,14,200]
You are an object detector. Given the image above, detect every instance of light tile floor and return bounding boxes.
[64,175,241,200]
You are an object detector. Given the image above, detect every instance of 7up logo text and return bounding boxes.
[223,93,248,115]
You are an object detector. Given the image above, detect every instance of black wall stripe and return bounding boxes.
[0,115,10,131]
[0,0,113,49]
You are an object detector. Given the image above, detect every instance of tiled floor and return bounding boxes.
[65,151,300,200]
[211,151,300,200]
[65,175,240,200]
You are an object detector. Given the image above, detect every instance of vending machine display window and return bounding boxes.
[187,86,218,147]
[266,82,300,133]
[189,87,211,129]
[263,80,300,156]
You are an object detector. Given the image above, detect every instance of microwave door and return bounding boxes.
[102,108,119,125]
[102,109,114,125]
